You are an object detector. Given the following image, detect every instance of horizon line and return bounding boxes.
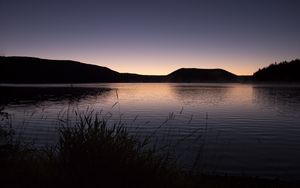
[0,55,270,76]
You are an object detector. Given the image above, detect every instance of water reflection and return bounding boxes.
[252,85,300,113]
[170,84,231,105]
[1,83,300,180]
[0,86,112,107]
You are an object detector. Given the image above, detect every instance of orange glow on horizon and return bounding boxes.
[23,52,279,76]
[83,55,266,76]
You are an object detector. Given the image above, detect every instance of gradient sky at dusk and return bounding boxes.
[1,0,300,75]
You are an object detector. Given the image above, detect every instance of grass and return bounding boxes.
[0,110,184,187]
[0,109,299,188]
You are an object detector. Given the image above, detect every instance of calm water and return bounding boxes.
[1,83,300,180]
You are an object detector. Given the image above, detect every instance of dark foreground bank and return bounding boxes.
[0,111,299,188]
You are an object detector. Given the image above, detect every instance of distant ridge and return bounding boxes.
[0,56,119,83]
[167,68,238,82]
[0,56,276,84]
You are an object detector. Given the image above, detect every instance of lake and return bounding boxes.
[1,83,300,180]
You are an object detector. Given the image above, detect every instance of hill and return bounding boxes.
[167,68,238,82]
[253,59,300,82]
[0,56,240,83]
[0,56,119,83]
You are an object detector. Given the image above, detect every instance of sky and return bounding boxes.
[0,0,300,75]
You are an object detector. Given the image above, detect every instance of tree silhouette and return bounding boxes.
[253,59,300,82]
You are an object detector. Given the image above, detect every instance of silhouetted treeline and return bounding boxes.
[253,59,300,82]
[0,56,241,83]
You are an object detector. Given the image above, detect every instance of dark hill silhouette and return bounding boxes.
[253,59,300,82]
[1,56,241,83]
[167,68,238,82]
[0,56,119,83]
